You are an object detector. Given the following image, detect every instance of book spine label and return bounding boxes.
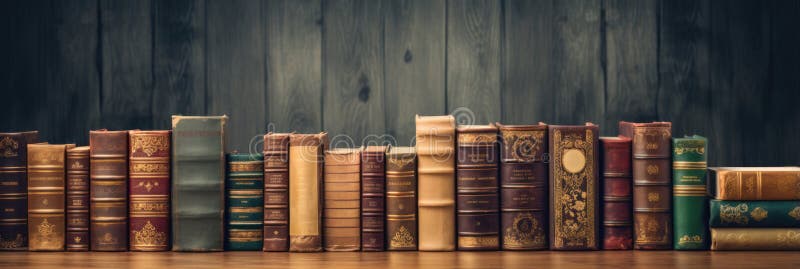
[128,131,170,251]
[711,228,800,250]
[416,115,456,251]
[672,136,708,250]
[361,147,387,251]
[709,200,800,227]
[28,144,69,251]
[0,131,37,250]
[226,154,264,251]
[324,150,360,251]
[263,133,289,251]
[600,137,633,250]
[549,125,599,250]
[288,134,325,252]
[712,170,800,200]
[66,147,90,251]
[90,130,129,251]
[456,130,499,250]
[386,151,417,251]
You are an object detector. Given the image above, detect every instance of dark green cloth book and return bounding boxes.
[171,116,227,251]
[710,200,800,227]
[226,153,264,250]
[672,136,708,250]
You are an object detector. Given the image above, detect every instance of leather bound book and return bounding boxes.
[288,133,327,252]
[171,116,227,252]
[709,200,800,227]
[128,130,170,251]
[0,131,38,251]
[619,121,672,250]
[711,228,800,250]
[496,123,548,250]
[90,130,129,251]
[324,148,361,251]
[386,147,417,251]
[549,124,599,250]
[66,146,90,251]
[415,115,456,251]
[226,153,264,251]
[362,145,389,251]
[599,136,633,250]
[708,167,800,200]
[672,136,708,250]
[262,132,290,251]
[456,125,499,250]
[28,144,74,251]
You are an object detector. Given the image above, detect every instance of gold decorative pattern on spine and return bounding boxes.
[750,207,768,222]
[502,130,545,162]
[503,212,544,248]
[229,161,263,172]
[552,129,595,248]
[131,135,169,157]
[0,137,19,157]
[390,226,415,248]
[789,207,800,221]
[720,203,749,224]
[133,221,166,247]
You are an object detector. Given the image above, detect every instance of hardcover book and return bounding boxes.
[672,136,708,250]
[28,144,74,251]
[619,121,672,250]
[171,116,227,252]
[226,153,264,251]
[288,133,327,252]
[708,167,800,200]
[66,146,90,251]
[386,146,417,251]
[456,125,499,250]
[549,124,599,250]
[0,131,38,250]
[709,200,800,227]
[496,123,548,250]
[415,115,456,251]
[90,130,129,251]
[599,136,633,250]
[710,228,800,250]
[262,133,290,251]
[324,148,361,251]
[128,130,170,251]
[362,145,389,251]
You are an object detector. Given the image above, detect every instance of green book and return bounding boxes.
[171,116,227,251]
[672,136,708,250]
[709,200,800,227]
[226,153,264,250]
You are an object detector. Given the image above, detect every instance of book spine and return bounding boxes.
[262,133,289,251]
[28,144,69,251]
[90,130,129,251]
[323,150,360,251]
[288,134,325,252]
[66,147,90,251]
[710,228,800,250]
[0,131,37,250]
[600,138,633,250]
[386,150,417,251]
[712,170,800,200]
[456,130,499,250]
[226,154,264,251]
[361,147,387,251]
[416,115,456,251]
[709,200,800,227]
[499,126,548,250]
[672,136,708,250]
[128,131,170,251]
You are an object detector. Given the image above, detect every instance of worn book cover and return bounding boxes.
[600,136,632,250]
[288,133,327,252]
[708,167,800,200]
[90,130,129,251]
[711,228,800,250]
[386,147,417,251]
[128,130,170,251]
[673,136,708,250]
[66,146,90,251]
[262,133,290,251]
[0,131,38,250]
[226,153,264,251]
[324,148,361,251]
[28,144,74,251]
[362,145,389,251]
[456,125,499,250]
[415,115,456,251]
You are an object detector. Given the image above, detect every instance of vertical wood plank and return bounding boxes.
[207,0,266,152]
[767,0,800,165]
[323,0,385,145]
[384,0,446,145]
[152,0,205,129]
[446,0,501,125]
[265,0,323,133]
[503,0,555,125]
[100,0,153,130]
[604,0,659,134]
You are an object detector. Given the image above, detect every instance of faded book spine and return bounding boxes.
[362,146,388,251]
[226,153,264,251]
[129,131,170,251]
[263,133,289,251]
[0,131,38,251]
[709,168,800,200]
[288,133,326,252]
[90,130,129,251]
[386,147,417,251]
[710,228,800,250]
[456,125,499,250]
[672,136,708,250]
[66,146,90,251]
[324,149,361,251]
[28,144,72,251]
[600,137,633,250]
[415,115,456,251]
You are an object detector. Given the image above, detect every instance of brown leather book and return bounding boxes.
[549,124,600,250]
[415,115,456,251]
[456,125,499,250]
[362,145,389,251]
[90,130,129,251]
[619,121,672,250]
[66,146,90,251]
[28,144,74,251]
[128,130,170,251]
[600,136,633,250]
[288,133,327,252]
[708,167,800,200]
[496,123,548,250]
[0,131,38,251]
[323,148,361,251]
[386,147,417,251]
[263,133,290,251]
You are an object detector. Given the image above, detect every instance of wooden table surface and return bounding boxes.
[2,251,798,269]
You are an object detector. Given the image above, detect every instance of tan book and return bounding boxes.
[415,115,456,251]
[709,167,800,200]
[28,143,74,251]
[288,133,327,252]
[324,148,361,251]
[711,228,800,250]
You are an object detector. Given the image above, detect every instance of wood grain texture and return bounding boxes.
[323,0,385,146]
[446,0,501,126]
[206,0,266,152]
[265,0,323,134]
[766,0,800,166]
[152,0,205,129]
[384,0,446,145]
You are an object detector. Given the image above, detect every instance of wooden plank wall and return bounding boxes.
[0,0,798,166]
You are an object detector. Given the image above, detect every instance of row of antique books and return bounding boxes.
[2,115,799,251]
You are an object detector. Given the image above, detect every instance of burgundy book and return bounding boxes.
[90,130,129,251]
[128,130,170,251]
[0,131,38,250]
[361,145,389,251]
[263,133,290,251]
[66,146,90,251]
[600,137,633,250]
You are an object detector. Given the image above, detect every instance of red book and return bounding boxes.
[128,130,170,251]
[600,137,633,250]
